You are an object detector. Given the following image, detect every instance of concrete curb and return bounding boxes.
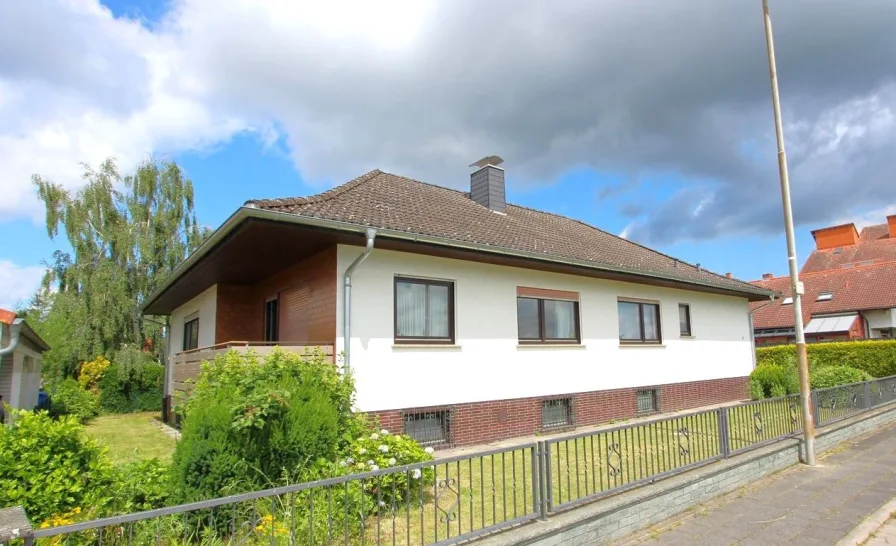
[836,496,896,546]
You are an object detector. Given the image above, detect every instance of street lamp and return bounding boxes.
[761,0,816,465]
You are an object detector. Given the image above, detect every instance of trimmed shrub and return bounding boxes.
[51,378,99,423]
[0,411,113,523]
[171,386,246,502]
[810,365,872,390]
[756,340,896,378]
[748,364,799,399]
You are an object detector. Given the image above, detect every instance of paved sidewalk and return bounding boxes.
[616,422,896,546]
[866,517,896,545]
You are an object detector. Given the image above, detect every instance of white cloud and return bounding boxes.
[1,0,895,246]
[0,261,46,310]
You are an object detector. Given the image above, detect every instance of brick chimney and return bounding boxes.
[811,223,859,251]
[762,273,774,280]
[725,272,732,278]
[469,156,506,213]
[888,215,896,239]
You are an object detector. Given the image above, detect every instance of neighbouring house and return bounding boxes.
[0,308,49,412]
[751,217,896,345]
[142,157,772,447]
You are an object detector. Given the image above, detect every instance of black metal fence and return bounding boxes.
[24,374,896,546]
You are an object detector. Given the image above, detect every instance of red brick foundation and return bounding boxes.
[369,376,749,448]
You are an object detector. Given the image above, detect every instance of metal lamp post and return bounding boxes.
[761,0,816,465]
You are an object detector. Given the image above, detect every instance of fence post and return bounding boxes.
[864,381,872,410]
[544,441,554,513]
[534,442,548,521]
[811,390,821,427]
[0,506,33,546]
[717,408,731,458]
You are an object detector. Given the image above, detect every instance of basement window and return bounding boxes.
[541,398,573,429]
[403,410,451,447]
[816,292,834,302]
[637,389,659,416]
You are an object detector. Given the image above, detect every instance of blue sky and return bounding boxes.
[2,0,894,310]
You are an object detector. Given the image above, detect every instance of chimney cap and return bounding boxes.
[470,155,504,169]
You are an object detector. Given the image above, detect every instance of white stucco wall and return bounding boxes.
[0,326,43,410]
[336,245,755,412]
[864,309,896,334]
[168,284,218,358]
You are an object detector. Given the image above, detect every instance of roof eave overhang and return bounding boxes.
[141,207,775,314]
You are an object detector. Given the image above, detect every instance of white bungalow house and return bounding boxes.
[141,157,772,447]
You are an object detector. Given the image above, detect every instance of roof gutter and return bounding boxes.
[141,207,775,313]
[0,319,23,357]
[343,229,377,374]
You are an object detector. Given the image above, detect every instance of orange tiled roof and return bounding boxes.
[0,308,15,325]
[801,223,896,274]
[750,261,896,329]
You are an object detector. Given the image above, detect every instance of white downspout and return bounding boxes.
[343,229,377,373]
[749,295,777,369]
[0,319,23,357]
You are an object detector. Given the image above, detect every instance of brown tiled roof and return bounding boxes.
[247,170,769,297]
[750,261,896,329]
[801,223,896,274]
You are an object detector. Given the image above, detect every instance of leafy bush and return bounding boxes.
[51,378,100,423]
[78,355,111,391]
[810,365,872,390]
[98,363,164,413]
[172,373,342,502]
[340,428,435,510]
[180,347,358,442]
[749,379,764,401]
[756,340,896,378]
[172,348,436,519]
[0,411,113,523]
[748,364,799,399]
[113,459,171,512]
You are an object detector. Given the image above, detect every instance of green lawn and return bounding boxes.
[85,412,176,463]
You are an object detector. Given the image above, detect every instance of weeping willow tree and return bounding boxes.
[30,158,210,377]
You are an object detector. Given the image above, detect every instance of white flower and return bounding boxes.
[424,447,434,454]
[359,448,367,455]
[367,460,375,466]
[388,457,396,466]
[379,445,389,453]
[339,460,347,467]
[357,461,366,468]
[370,433,379,440]
[380,429,389,435]
[412,469,422,479]
[346,457,355,464]
[379,501,386,507]
[370,464,379,471]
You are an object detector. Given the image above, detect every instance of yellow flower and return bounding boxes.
[254,515,289,537]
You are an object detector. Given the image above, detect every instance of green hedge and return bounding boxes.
[97,363,164,413]
[809,365,871,390]
[756,340,896,378]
